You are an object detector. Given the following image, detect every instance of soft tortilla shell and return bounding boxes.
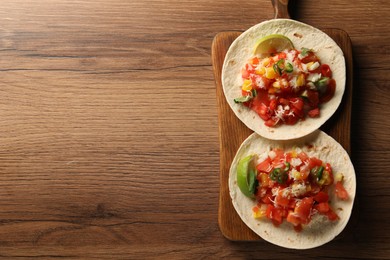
[229,130,356,249]
[222,19,346,140]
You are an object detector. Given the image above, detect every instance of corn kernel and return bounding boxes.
[291,169,301,180]
[335,173,344,182]
[291,150,297,158]
[262,58,270,67]
[252,205,266,219]
[273,81,281,89]
[268,87,277,94]
[265,67,276,79]
[281,78,288,87]
[319,170,332,186]
[242,79,252,91]
[296,73,305,87]
[307,61,320,71]
[255,67,266,75]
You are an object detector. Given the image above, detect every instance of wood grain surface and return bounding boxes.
[0,0,389,259]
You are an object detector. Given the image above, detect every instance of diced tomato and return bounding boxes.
[293,105,305,119]
[299,167,310,181]
[272,215,283,226]
[290,97,304,111]
[275,191,291,208]
[325,163,333,174]
[265,204,274,218]
[308,157,323,168]
[320,78,336,103]
[294,224,303,232]
[256,157,272,173]
[269,99,277,111]
[284,113,299,125]
[294,197,314,224]
[320,64,332,78]
[286,211,301,226]
[265,118,278,127]
[310,184,321,195]
[253,102,271,121]
[241,68,250,79]
[335,181,349,200]
[266,205,287,226]
[261,191,274,204]
[250,57,260,65]
[270,149,285,167]
[301,53,319,63]
[308,108,320,118]
[242,63,255,79]
[306,90,319,108]
[257,172,270,187]
[288,199,297,209]
[316,202,330,213]
[279,98,289,106]
[314,191,329,203]
[297,152,309,162]
[278,52,287,59]
[285,152,293,163]
[327,208,339,221]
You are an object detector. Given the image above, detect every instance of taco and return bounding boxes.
[229,130,356,249]
[222,19,346,140]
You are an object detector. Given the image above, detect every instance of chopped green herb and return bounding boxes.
[234,95,252,103]
[285,62,293,73]
[273,59,285,75]
[311,166,325,182]
[301,47,311,57]
[270,168,288,184]
[315,77,329,94]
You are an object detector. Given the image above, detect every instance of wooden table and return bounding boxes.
[0,0,388,258]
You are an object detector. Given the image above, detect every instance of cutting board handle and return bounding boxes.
[271,0,290,19]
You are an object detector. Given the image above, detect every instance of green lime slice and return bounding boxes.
[237,155,258,198]
[254,34,294,56]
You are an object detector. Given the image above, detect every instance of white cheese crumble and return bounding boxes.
[291,182,307,197]
[275,105,286,121]
[293,147,302,154]
[291,158,302,167]
[281,187,291,198]
[289,76,297,89]
[301,63,308,72]
[271,187,280,197]
[256,77,265,89]
[307,82,316,90]
[308,61,320,71]
[268,150,276,160]
[256,152,269,165]
[290,168,301,181]
[307,73,322,83]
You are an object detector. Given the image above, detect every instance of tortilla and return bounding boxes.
[222,19,346,140]
[229,130,356,249]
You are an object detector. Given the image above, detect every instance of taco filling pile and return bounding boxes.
[234,46,336,127]
[237,147,349,232]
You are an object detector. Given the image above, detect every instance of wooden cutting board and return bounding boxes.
[211,29,354,241]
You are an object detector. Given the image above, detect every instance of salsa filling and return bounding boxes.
[234,48,336,127]
[246,147,349,232]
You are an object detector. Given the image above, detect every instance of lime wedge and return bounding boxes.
[237,155,258,198]
[254,34,294,56]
